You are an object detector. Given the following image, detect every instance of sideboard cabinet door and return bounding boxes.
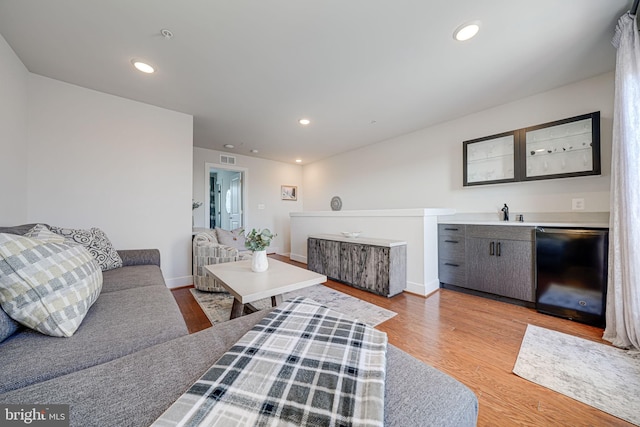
[340,243,391,296]
[307,238,340,279]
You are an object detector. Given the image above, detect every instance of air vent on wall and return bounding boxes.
[220,155,236,165]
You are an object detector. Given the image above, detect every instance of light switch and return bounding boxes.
[258,204,265,210]
[572,198,585,210]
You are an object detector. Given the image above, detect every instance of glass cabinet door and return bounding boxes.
[463,131,518,186]
[462,111,600,187]
[523,112,600,180]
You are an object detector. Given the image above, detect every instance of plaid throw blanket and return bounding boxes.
[153,297,388,427]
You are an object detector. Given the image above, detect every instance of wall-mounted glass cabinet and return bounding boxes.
[463,112,600,187]
[522,112,600,181]
[463,131,519,186]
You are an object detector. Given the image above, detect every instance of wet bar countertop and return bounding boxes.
[438,220,609,228]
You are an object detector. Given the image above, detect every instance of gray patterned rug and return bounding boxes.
[190,285,397,327]
[513,324,640,426]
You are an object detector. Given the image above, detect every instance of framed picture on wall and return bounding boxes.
[281,185,297,201]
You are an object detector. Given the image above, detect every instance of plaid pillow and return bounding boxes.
[0,233,103,337]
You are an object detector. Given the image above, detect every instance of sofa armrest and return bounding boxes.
[117,249,161,267]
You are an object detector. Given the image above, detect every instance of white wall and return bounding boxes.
[0,34,28,224]
[303,72,614,216]
[193,147,303,255]
[27,75,194,287]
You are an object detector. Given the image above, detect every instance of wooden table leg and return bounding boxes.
[230,298,245,319]
[271,294,283,306]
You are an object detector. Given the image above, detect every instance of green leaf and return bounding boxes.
[244,228,277,251]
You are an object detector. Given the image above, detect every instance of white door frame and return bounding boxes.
[204,162,248,230]
[229,174,242,229]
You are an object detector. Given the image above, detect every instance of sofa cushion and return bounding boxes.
[0,233,103,338]
[0,310,267,427]
[0,306,20,343]
[50,226,123,271]
[101,265,166,293]
[118,249,161,268]
[215,227,246,250]
[0,282,188,394]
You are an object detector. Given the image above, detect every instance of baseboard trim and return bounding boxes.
[403,279,440,296]
[289,253,307,264]
[405,280,426,296]
[440,283,535,308]
[166,275,193,289]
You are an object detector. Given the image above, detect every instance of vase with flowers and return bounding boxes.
[245,228,276,272]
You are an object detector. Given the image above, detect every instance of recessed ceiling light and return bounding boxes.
[250,149,259,153]
[453,21,480,41]
[132,60,155,73]
[298,118,310,126]
[224,144,235,149]
[295,159,302,163]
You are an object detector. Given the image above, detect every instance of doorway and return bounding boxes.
[204,163,247,231]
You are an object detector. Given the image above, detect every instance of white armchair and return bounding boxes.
[192,231,240,292]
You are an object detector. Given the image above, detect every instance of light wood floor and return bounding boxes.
[172,255,630,427]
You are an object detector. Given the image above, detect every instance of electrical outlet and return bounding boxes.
[258,204,265,210]
[572,198,585,210]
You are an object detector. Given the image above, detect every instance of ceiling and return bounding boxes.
[0,1,631,164]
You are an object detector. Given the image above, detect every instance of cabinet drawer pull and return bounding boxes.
[497,242,501,257]
[444,262,460,267]
[444,239,459,243]
[444,227,459,231]
[489,241,495,256]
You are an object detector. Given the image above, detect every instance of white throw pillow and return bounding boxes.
[49,226,123,271]
[215,227,246,250]
[0,233,103,337]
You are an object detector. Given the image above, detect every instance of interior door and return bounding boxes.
[205,164,247,232]
[209,174,216,229]
[229,174,242,229]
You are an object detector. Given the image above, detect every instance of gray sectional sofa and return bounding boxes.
[0,224,478,426]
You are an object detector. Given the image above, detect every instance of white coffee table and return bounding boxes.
[204,258,327,319]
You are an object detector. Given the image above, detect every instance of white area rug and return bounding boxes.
[513,324,640,426]
[190,284,397,327]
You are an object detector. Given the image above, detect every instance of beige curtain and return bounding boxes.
[603,12,640,350]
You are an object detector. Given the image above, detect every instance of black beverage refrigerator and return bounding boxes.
[535,227,608,327]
